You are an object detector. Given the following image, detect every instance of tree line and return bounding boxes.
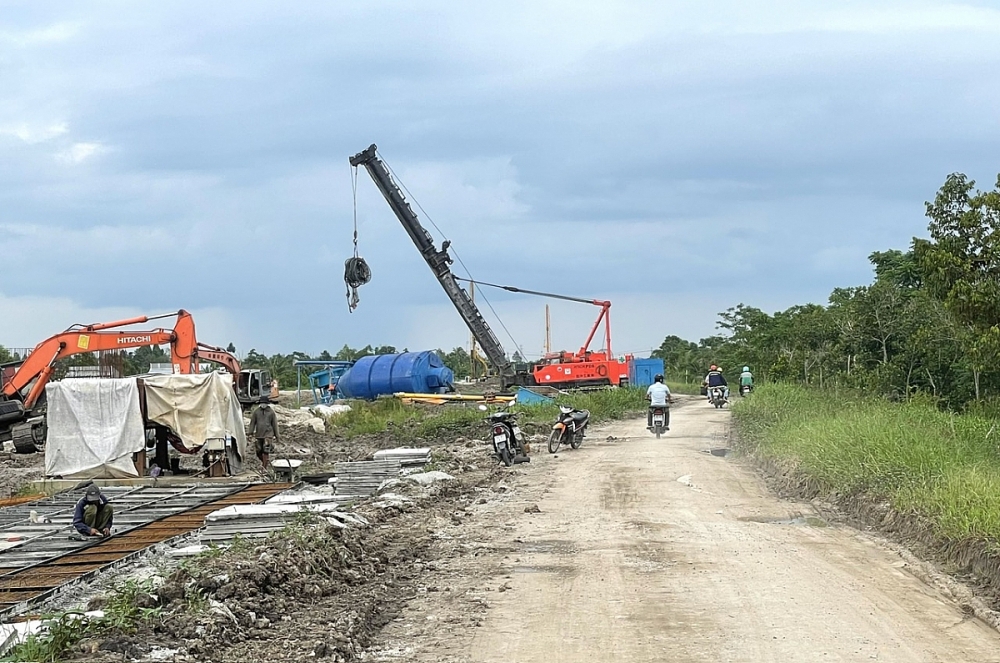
[652,173,1000,408]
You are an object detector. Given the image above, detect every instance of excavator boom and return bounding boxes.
[350,144,514,379]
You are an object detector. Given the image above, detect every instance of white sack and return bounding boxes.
[143,372,247,465]
[44,378,145,479]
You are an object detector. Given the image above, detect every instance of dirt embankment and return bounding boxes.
[61,434,516,663]
[740,451,1000,626]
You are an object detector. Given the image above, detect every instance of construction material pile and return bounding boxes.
[373,447,432,467]
[333,460,401,497]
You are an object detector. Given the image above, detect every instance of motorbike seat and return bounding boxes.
[488,412,512,421]
[570,410,590,423]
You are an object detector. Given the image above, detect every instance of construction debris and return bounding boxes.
[373,447,432,467]
[200,502,368,542]
[404,470,455,486]
[332,460,401,497]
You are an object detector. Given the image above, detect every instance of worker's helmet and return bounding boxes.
[654,374,664,383]
[710,364,717,371]
[743,366,749,372]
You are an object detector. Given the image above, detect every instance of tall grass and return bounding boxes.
[732,384,1000,541]
[326,388,649,440]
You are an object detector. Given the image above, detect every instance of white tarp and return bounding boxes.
[143,372,246,467]
[44,378,145,479]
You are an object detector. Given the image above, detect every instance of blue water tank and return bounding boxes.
[629,358,665,387]
[336,351,455,400]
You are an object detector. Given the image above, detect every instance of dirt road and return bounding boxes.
[376,397,1000,662]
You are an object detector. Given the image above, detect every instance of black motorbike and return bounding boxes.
[548,406,591,453]
[709,386,728,408]
[650,406,668,438]
[480,404,529,467]
[739,384,753,397]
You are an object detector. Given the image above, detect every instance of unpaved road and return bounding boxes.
[375,397,1000,662]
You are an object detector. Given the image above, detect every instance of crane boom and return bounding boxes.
[350,144,514,379]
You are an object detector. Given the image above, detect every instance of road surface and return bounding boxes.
[377,397,1000,662]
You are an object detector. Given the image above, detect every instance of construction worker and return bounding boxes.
[645,374,674,430]
[73,485,113,538]
[249,396,280,469]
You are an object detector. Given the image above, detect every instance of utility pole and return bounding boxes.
[545,304,551,355]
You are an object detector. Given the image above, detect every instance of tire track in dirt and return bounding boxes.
[371,397,1000,662]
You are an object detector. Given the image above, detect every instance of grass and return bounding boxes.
[666,381,702,396]
[4,579,161,662]
[325,388,650,440]
[732,383,1000,543]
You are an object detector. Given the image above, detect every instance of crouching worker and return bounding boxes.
[73,485,113,537]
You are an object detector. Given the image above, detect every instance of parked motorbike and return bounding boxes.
[548,405,591,453]
[710,386,728,408]
[650,406,668,438]
[739,384,753,397]
[479,404,529,467]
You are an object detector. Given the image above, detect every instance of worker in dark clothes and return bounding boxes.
[73,485,113,537]
[249,396,279,469]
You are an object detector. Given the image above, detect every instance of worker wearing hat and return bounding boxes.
[72,485,114,537]
[249,396,280,469]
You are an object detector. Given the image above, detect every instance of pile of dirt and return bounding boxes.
[0,451,44,496]
[64,440,505,662]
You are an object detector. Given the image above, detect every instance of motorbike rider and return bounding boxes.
[646,374,674,430]
[740,366,754,393]
[704,365,729,400]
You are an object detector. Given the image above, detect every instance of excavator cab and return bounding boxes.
[236,369,273,409]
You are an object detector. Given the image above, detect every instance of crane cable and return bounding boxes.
[344,165,371,312]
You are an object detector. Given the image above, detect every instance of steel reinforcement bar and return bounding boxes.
[0,482,293,617]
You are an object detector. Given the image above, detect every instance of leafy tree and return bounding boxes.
[915,173,1000,399]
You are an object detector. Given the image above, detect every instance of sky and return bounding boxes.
[2,1,1000,360]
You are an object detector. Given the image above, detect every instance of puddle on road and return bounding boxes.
[738,514,829,527]
[509,564,575,575]
[700,448,730,457]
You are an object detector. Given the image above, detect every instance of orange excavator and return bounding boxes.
[0,310,266,453]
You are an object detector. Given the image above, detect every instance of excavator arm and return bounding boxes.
[2,310,198,409]
[350,144,514,379]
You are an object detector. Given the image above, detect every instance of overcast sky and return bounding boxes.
[2,1,999,360]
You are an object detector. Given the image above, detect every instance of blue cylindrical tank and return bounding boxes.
[336,351,455,400]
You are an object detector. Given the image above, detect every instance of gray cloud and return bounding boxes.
[2,1,1000,358]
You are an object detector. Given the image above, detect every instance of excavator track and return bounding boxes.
[0,482,292,618]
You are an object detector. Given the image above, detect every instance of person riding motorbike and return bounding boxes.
[645,374,674,430]
[740,366,754,393]
[704,365,729,400]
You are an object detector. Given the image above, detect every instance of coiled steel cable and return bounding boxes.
[345,165,370,312]
[344,256,371,311]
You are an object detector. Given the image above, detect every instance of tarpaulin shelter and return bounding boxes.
[44,372,247,478]
[142,372,246,472]
[44,378,145,479]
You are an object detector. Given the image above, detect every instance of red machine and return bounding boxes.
[457,279,633,389]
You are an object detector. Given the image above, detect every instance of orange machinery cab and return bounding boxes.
[532,351,633,387]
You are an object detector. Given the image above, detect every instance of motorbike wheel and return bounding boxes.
[570,430,583,449]
[499,444,513,467]
[655,425,662,439]
[548,429,563,454]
